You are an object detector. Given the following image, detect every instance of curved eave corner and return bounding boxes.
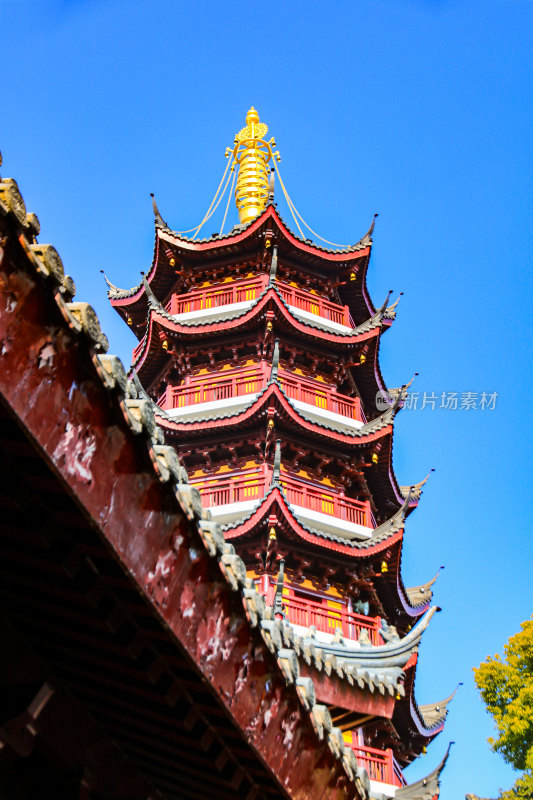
[394,743,453,800]
[222,483,406,556]
[160,203,373,260]
[416,685,459,732]
[107,226,169,316]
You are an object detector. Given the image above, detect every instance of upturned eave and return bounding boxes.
[394,743,452,800]
[108,205,378,329]
[222,485,406,556]
[159,204,373,261]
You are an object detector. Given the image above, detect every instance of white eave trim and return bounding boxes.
[289,505,373,540]
[290,398,364,430]
[161,393,259,420]
[287,305,352,334]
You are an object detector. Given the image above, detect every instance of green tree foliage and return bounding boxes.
[498,772,533,799]
[472,618,533,799]
[466,774,533,800]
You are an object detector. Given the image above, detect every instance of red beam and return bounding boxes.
[300,663,395,719]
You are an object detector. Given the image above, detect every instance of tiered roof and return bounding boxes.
[0,153,452,799]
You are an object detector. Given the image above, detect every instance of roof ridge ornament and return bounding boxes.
[269,338,280,384]
[150,193,167,228]
[99,269,139,300]
[394,742,453,799]
[400,468,435,501]
[268,244,278,285]
[359,213,378,246]
[273,559,286,619]
[404,563,443,608]
[226,107,280,225]
[272,439,282,485]
[370,487,413,539]
[418,683,463,728]
[140,272,167,318]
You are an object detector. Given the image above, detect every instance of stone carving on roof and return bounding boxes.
[400,471,433,501]
[393,743,453,800]
[405,568,443,609]
[418,686,460,729]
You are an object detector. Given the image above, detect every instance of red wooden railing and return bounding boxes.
[191,470,374,528]
[278,371,365,422]
[136,277,356,363]
[166,275,269,315]
[350,745,406,787]
[275,280,354,327]
[281,474,372,527]
[284,595,381,643]
[259,579,382,644]
[283,597,381,644]
[163,275,354,326]
[157,364,364,422]
[193,473,268,507]
[158,364,270,409]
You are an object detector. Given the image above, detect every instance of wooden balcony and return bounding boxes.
[194,473,268,507]
[350,744,406,787]
[260,581,382,644]
[281,474,372,527]
[163,275,354,328]
[157,364,365,423]
[278,371,365,422]
[283,595,382,643]
[166,275,268,315]
[275,281,354,327]
[158,364,270,409]
[192,470,374,530]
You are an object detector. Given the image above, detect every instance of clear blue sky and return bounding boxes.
[2,1,532,797]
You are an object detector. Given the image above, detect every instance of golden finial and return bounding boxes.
[226,107,280,225]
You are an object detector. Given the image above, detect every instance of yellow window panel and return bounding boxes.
[244,480,259,498]
[321,497,334,515]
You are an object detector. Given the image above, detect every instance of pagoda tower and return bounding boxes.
[108,108,453,798]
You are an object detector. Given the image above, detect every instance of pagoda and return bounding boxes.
[108,108,453,798]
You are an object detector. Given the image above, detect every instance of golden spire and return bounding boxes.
[226,107,280,225]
